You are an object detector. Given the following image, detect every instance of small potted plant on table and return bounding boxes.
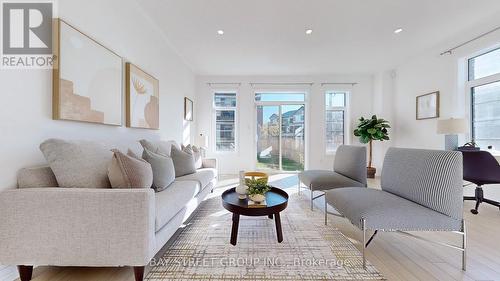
[245,178,271,204]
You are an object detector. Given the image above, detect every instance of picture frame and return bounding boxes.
[125,62,160,129]
[184,97,193,121]
[416,91,440,120]
[52,19,123,126]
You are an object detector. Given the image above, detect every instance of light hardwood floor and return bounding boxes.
[11,175,500,281]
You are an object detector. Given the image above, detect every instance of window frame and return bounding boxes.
[212,90,238,153]
[465,46,500,146]
[253,90,309,172]
[324,90,350,155]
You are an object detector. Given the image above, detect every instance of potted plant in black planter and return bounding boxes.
[353,115,390,178]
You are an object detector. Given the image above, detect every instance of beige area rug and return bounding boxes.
[146,191,385,281]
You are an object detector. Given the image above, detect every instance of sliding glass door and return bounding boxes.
[256,101,305,171]
[280,105,305,171]
[256,106,280,170]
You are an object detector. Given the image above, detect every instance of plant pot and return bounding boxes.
[248,194,266,203]
[367,167,376,178]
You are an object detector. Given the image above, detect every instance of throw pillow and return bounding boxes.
[142,149,175,192]
[139,139,173,156]
[184,144,203,169]
[108,149,153,189]
[39,138,112,188]
[171,145,196,177]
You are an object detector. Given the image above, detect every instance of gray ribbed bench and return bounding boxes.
[299,145,366,210]
[325,148,466,271]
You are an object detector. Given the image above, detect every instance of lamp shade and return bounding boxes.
[195,134,209,148]
[437,118,467,134]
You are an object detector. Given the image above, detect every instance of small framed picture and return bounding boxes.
[416,91,440,120]
[184,97,193,121]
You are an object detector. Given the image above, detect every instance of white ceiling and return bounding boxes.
[138,0,500,75]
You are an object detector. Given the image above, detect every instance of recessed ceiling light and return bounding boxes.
[394,28,403,34]
[305,29,313,35]
[217,30,224,35]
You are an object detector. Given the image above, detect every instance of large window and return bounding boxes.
[325,91,348,153]
[469,48,500,80]
[214,92,237,152]
[469,47,500,149]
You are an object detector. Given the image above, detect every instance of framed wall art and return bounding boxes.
[125,63,160,129]
[416,91,440,120]
[52,19,123,125]
[184,97,193,121]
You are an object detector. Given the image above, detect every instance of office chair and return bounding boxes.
[460,150,500,214]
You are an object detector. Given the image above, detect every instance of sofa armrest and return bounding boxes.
[0,188,155,267]
[202,158,217,170]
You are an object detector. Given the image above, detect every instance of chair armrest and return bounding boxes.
[202,158,217,170]
[0,188,155,267]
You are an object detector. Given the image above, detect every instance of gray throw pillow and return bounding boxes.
[171,145,196,177]
[139,139,172,156]
[39,138,112,188]
[142,149,175,192]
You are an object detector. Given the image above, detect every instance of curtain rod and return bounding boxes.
[249,82,313,86]
[440,25,500,55]
[207,82,241,86]
[321,82,358,86]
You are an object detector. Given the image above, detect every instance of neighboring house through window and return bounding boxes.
[325,91,348,153]
[213,92,237,152]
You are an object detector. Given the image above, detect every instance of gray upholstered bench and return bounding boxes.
[325,148,466,270]
[298,145,366,210]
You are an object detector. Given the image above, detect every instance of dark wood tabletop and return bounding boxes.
[221,187,289,216]
[221,187,289,245]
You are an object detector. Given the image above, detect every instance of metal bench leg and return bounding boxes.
[310,187,314,211]
[361,218,366,270]
[298,178,301,195]
[462,219,467,271]
[324,196,328,225]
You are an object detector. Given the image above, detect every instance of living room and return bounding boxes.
[1,0,500,280]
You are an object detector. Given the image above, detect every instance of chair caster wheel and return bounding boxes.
[470,209,478,215]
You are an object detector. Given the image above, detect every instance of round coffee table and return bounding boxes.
[221,187,289,245]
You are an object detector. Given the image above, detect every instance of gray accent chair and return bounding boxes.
[325,148,466,270]
[298,145,367,210]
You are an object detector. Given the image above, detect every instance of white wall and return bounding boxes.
[0,0,196,190]
[195,74,383,175]
[391,25,500,200]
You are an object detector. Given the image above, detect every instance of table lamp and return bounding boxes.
[437,118,467,150]
[195,133,209,157]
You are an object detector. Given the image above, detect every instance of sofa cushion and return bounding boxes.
[108,149,153,189]
[176,168,216,189]
[39,139,112,188]
[170,145,196,177]
[299,170,365,191]
[18,166,59,188]
[139,139,178,157]
[326,187,462,231]
[155,180,200,231]
[142,149,175,192]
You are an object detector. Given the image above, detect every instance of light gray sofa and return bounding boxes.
[298,145,366,210]
[0,140,217,281]
[325,148,466,270]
